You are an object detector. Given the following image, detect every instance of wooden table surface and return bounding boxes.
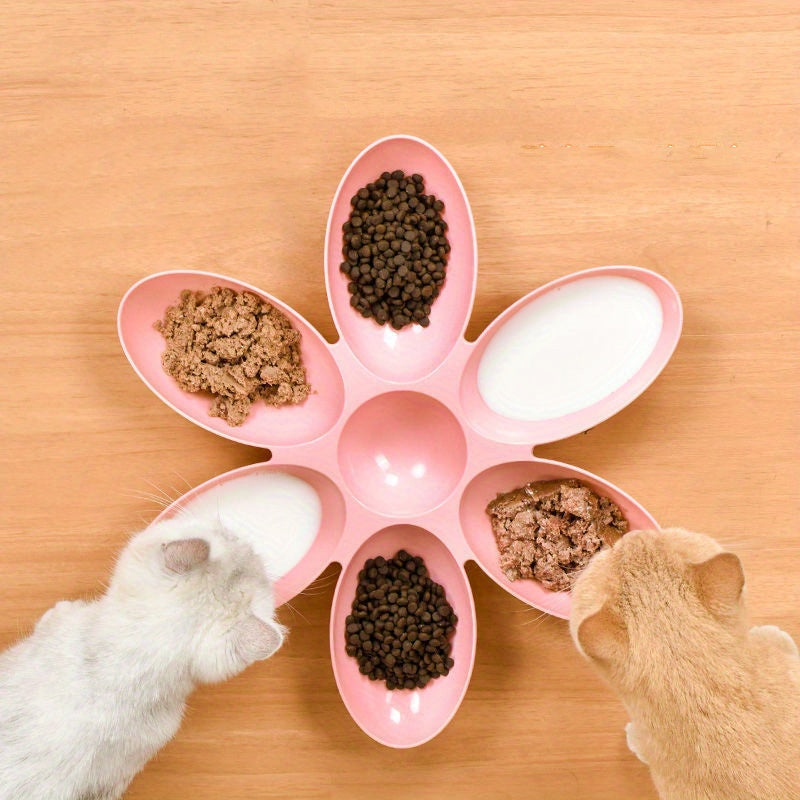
[2,2,798,798]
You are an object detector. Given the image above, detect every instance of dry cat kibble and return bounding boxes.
[345,551,457,690]
[486,479,628,592]
[154,287,310,426]
[341,170,450,330]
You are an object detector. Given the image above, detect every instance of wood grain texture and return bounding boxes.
[1,2,798,798]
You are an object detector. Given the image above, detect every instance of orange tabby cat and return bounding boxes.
[570,528,800,800]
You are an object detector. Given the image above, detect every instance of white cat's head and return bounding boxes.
[110,515,286,684]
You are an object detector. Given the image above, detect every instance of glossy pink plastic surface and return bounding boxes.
[330,525,475,748]
[338,391,468,517]
[118,134,682,748]
[324,136,477,383]
[119,271,345,448]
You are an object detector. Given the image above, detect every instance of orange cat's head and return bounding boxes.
[569,528,746,690]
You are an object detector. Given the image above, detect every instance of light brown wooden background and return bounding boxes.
[2,2,798,798]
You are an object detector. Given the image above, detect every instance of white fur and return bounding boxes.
[0,516,285,800]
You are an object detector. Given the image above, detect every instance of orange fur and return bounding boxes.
[570,528,800,800]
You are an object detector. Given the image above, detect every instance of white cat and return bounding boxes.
[0,515,286,800]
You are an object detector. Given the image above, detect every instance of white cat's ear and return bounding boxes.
[162,538,210,575]
[576,603,627,664]
[690,551,744,616]
[234,616,285,662]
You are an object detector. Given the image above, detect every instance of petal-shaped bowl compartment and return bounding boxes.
[330,525,476,748]
[459,459,658,619]
[152,463,346,607]
[325,135,477,383]
[337,391,468,517]
[118,270,345,448]
[460,267,682,444]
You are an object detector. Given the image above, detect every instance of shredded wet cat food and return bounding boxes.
[486,479,628,592]
[345,551,457,690]
[154,287,310,426]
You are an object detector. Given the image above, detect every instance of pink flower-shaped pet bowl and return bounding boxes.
[118,135,682,748]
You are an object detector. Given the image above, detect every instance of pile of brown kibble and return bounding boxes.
[340,170,450,330]
[345,551,457,690]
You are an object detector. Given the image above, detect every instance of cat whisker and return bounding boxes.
[536,614,559,633]
[295,577,335,595]
[127,491,172,510]
[526,614,560,636]
[127,479,198,524]
[280,600,309,625]
[124,488,167,504]
[296,588,330,598]
[170,470,195,491]
[301,575,339,593]
[141,480,200,523]
[142,479,179,505]
[520,609,550,627]
[168,484,187,504]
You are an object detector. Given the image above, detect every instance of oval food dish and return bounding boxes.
[119,134,682,748]
[459,459,658,619]
[324,135,477,384]
[118,270,346,448]
[330,524,475,748]
[151,462,347,608]
[460,266,682,444]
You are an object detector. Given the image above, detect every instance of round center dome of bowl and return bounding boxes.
[119,134,682,748]
[337,391,468,517]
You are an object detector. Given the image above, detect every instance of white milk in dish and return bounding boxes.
[477,276,663,421]
[179,472,322,579]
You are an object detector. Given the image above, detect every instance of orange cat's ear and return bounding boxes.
[575,603,627,664]
[690,551,744,616]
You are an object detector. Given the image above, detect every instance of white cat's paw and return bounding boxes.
[750,625,799,658]
[625,722,648,764]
